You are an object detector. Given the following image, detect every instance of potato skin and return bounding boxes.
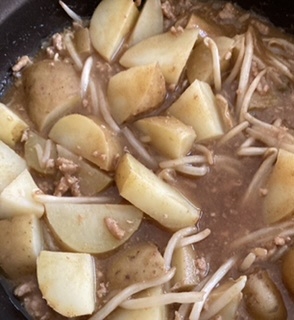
[106,243,166,290]
[23,59,81,133]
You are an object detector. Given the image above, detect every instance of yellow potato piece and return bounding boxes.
[115,153,200,230]
[0,140,27,193]
[49,114,122,171]
[0,214,43,278]
[45,203,143,254]
[107,243,166,290]
[120,28,199,84]
[90,0,139,61]
[263,148,294,223]
[37,251,96,317]
[128,0,163,46]
[187,36,235,85]
[167,79,224,142]
[56,145,112,196]
[107,63,166,124]
[200,276,247,320]
[134,116,196,159]
[0,102,28,147]
[23,60,81,133]
[0,169,44,219]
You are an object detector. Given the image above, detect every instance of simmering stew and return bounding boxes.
[1,0,294,319]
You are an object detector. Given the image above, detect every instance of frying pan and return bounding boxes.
[0,0,293,319]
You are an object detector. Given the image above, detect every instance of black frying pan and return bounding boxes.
[0,0,293,319]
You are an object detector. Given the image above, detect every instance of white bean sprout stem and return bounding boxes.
[189,256,237,320]
[217,120,249,145]
[59,1,83,24]
[159,156,207,169]
[63,33,83,70]
[242,148,277,204]
[223,35,245,87]
[239,69,267,122]
[236,28,254,117]
[89,268,176,320]
[204,37,222,92]
[163,226,198,269]
[175,164,209,176]
[177,228,211,248]
[80,56,93,98]
[120,291,204,309]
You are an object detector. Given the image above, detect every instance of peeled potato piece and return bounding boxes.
[263,149,294,224]
[107,63,166,124]
[49,114,122,171]
[167,79,224,142]
[115,153,200,231]
[107,243,166,290]
[120,28,199,84]
[134,116,196,159]
[0,214,43,278]
[0,102,28,147]
[200,276,246,320]
[37,251,96,317]
[45,203,143,254]
[23,60,81,134]
[185,14,224,37]
[244,270,287,320]
[0,169,44,219]
[0,140,27,193]
[171,245,200,291]
[187,36,235,85]
[56,145,112,196]
[128,0,163,46]
[90,0,139,61]
[74,27,92,59]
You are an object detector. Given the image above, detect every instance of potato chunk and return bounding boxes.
[120,28,199,84]
[0,140,27,193]
[263,149,294,223]
[128,0,163,46]
[45,203,143,254]
[171,245,200,291]
[90,0,139,61]
[167,79,224,142]
[244,270,287,320]
[0,169,44,219]
[187,36,235,85]
[37,251,96,317]
[0,214,43,278]
[134,116,196,159]
[200,276,246,320]
[49,114,122,171]
[107,63,166,124]
[107,243,166,290]
[0,102,28,147]
[56,145,112,195]
[23,60,81,133]
[115,153,200,230]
